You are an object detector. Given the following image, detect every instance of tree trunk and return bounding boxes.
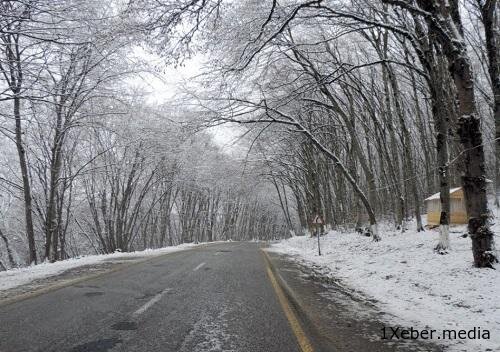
[479,0,500,207]
[385,62,424,232]
[0,228,16,268]
[433,79,451,253]
[45,109,65,262]
[14,95,37,265]
[451,41,497,267]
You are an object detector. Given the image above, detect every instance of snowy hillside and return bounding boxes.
[270,221,500,352]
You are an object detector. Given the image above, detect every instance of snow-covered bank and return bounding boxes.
[269,224,500,352]
[0,243,201,292]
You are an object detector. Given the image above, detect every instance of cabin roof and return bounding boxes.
[424,187,462,201]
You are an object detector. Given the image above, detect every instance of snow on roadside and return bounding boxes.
[0,243,201,292]
[269,222,500,352]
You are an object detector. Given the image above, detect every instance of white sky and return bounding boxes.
[130,47,244,153]
[130,47,202,103]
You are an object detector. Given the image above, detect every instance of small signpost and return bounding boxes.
[312,215,324,256]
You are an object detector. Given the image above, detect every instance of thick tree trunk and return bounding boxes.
[14,96,37,265]
[46,148,63,261]
[431,57,453,253]
[434,90,451,253]
[479,0,500,207]
[45,110,65,262]
[452,50,497,267]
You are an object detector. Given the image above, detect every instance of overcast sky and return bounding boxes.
[131,49,244,154]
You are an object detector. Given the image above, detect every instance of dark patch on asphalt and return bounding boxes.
[111,321,138,331]
[0,263,116,302]
[70,337,122,352]
[74,284,101,289]
[204,267,211,271]
[84,292,104,297]
[136,292,155,300]
[216,250,232,253]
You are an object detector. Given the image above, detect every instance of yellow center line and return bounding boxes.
[262,250,315,352]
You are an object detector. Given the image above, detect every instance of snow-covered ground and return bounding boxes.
[0,243,201,292]
[270,220,500,352]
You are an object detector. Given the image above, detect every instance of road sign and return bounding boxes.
[312,215,324,225]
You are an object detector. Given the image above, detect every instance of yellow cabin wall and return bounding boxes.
[427,211,440,225]
[450,188,464,199]
[425,194,468,225]
[426,211,467,225]
[450,211,468,224]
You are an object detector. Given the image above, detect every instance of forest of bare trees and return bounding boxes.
[0,0,498,269]
[0,0,289,270]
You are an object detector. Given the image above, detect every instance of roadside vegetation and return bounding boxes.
[0,1,498,271]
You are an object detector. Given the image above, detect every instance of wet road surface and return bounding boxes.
[0,242,443,352]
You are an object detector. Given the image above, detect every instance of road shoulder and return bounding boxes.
[0,246,202,308]
[264,249,445,352]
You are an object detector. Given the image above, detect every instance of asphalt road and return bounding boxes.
[0,242,304,352]
[0,242,443,352]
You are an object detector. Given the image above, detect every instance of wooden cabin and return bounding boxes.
[425,187,468,226]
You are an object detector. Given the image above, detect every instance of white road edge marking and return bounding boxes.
[132,288,171,317]
[193,262,206,271]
